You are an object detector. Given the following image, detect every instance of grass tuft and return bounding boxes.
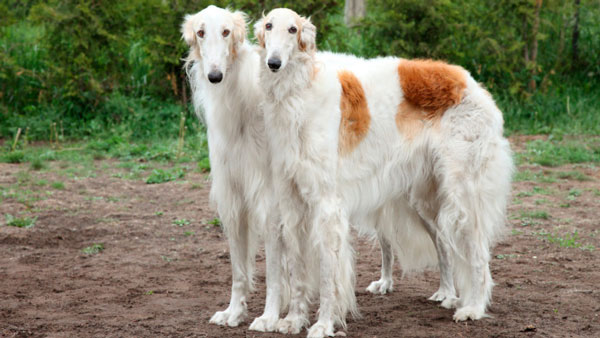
[82,243,105,255]
[172,218,191,226]
[521,210,550,220]
[4,214,37,228]
[145,168,185,184]
[30,157,46,171]
[51,181,65,190]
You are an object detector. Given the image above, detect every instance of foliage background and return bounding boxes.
[1,0,599,141]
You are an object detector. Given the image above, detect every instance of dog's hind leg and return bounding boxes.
[413,210,458,308]
[425,225,459,308]
[366,232,394,295]
[210,198,253,327]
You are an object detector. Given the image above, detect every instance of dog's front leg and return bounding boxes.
[307,198,356,338]
[209,196,251,327]
[276,192,311,335]
[250,220,286,332]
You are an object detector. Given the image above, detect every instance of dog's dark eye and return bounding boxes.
[222,29,230,37]
[197,30,204,38]
[288,26,297,34]
[265,23,273,31]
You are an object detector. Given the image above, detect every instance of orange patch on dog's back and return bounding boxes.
[337,70,371,156]
[397,59,466,117]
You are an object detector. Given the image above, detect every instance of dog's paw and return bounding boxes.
[366,278,393,295]
[307,321,334,338]
[453,305,486,322]
[249,314,279,332]
[277,315,308,335]
[209,307,247,327]
[440,295,460,309]
[428,288,457,303]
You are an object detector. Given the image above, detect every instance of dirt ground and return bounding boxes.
[1,140,599,337]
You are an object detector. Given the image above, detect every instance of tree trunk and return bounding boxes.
[344,0,366,26]
[571,0,581,66]
[181,72,188,107]
[528,0,543,91]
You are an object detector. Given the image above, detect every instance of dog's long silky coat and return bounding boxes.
[256,8,513,338]
[182,6,288,331]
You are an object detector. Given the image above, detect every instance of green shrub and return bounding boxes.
[1,151,25,163]
[197,157,211,172]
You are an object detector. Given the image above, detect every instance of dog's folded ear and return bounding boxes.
[254,17,265,48]
[298,17,316,53]
[181,14,197,46]
[232,11,247,45]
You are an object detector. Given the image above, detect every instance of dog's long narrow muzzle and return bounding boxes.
[267,58,282,72]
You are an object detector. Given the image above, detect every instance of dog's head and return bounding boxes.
[182,6,246,84]
[254,8,316,72]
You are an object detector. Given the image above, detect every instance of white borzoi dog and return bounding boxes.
[181,6,288,331]
[255,8,513,337]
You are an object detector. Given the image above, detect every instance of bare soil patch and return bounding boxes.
[1,153,599,337]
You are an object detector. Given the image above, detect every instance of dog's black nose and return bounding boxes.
[207,71,223,83]
[267,58,281,71]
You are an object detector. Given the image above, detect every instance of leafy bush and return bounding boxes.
[0,0,599,138]
[1,151,25,163]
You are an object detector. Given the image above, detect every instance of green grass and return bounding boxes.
[145,168,186,184]
[51,181,65,190]
[514,169,592,183]
[500,79,600,135]
[556,171,591,181]
[516,186,554,198]
[537,231,593,250]
[29,157,46,170]
[518,138,600,167]
[519,217,541,227]
[521,210,550,220]
[197,157,211,172]
[172,218,191,226]
[81,243,105,255]
[0,125,209,179]
[206,217,221,227]
[190,182,203,190]
[513,170,557,183]
[4,213,37,228]
[568,188,582,197]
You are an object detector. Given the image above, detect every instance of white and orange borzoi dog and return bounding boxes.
[255,8,513,337]
[182,6,290,331]
[182,7,450,334]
